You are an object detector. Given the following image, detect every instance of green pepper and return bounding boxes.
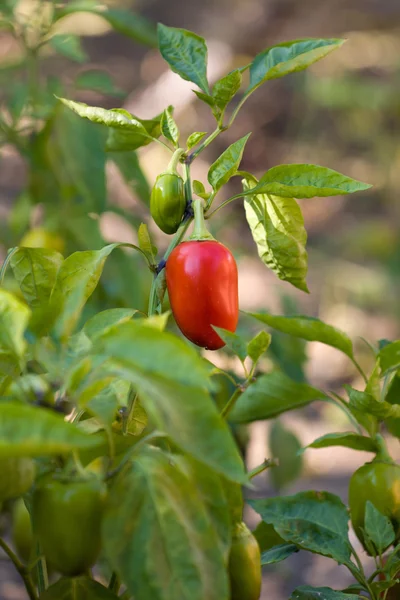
[349,459,400,552]
[32,475,106,576]
[228,521,261,600]
[150,172,186,234]
[150,149,186,234]
[0,458,35,502]
[12,498,33,563]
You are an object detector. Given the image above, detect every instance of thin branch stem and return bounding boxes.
[220,387,242,419]
[248,458,278,479]
[0,537,38,600]
[187,127,223,163]
[327,392,363,434]
[351,357,368,384]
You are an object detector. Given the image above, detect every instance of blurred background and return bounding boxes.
[0,0,399,598]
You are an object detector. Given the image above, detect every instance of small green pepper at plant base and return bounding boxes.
[150,172,186,234]
[228,522,261,600]
[12,498,33,563]
[32,475,106,576]
[349,459,400,552]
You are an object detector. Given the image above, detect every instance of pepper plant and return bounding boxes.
[1,17,400,600]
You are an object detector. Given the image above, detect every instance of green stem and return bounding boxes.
[184,162,192,207]
[35,547,48,595]
[351,357,368,384]
[327,392,363,434]
[189,199,214,241]
[0,537,38,600]
[166,148,185,174]
[227,95,249,129]
[147,278,159,317]
[248,459,277,479]
[187,127,223,163]
[374,433,393,463]
[221,387,242,419]
[205,190,248,219]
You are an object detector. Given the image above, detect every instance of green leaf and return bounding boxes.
[93,321,246,482]
[6,81,27,122]
[346,387,379,436]
[157,24,209,94]
[95,8,157,47]
[364,501,395,555]
[49,105,107,213]
[75,70,124,96]
[249,491,352,565]
[248,312,354,360]
[252,521,285,552]
[106,112,163,152]
[269,420,302,490]
[192,180,211,200]
[115,374,244,483]
[187,131,207,150]
[212,69,242,120]
[94,320,210,390]
[347,386,400,420]
[51,244,118,320]
[55,4,157,47]
[247,331,271,363]
[137,223,157,266]
[41,576,119,599]
[83,308,137,340]
[109,151,150,205]
[161,107,179,147]
[261,543,298,565]
[103,446,229,600]
[58,97,145,130]
[379,341,400,374]
[208,134,250,192]
[304,432,379,453]
[173,455,232,561]
[246,164,371,199]
[193,90,215,108]
[385,370,400,405]
[0,289,30,358]
[229,371,325,423]
[212,327,247,362]
[221,478,243,525]
[243,178,308,291]
[10,248,63,308]
[49,34,88,63]
[248,38,345,94]
[0,402,99,457]
[290,587,356,600]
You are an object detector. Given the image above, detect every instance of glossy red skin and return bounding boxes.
[166,240,238,350]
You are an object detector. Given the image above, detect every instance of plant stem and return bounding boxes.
[221,387,242,419]
[0,537,38,600]
[189,199,214,241]
[166,148,185,174]
[35,541,48,594]
[187,127,223,163]
[327,392,363,434]
[227,95,249,129]
[352,357,368,384]
[248,459,277,479]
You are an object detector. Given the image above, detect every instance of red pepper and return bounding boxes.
[166,199,238,350]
